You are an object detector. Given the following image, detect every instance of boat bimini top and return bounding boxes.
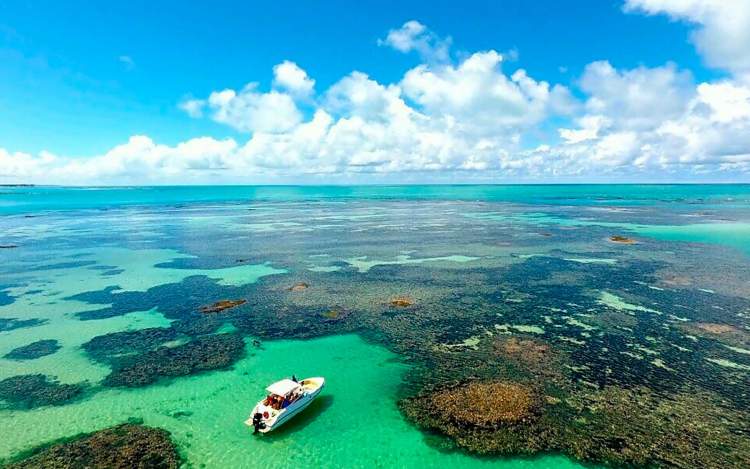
[266,379,301,397]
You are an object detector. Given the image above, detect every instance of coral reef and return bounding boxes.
[389,296,414,307]
[493,337,555,372]
[403,380,750,467]
[4,339,61,360]
[0,374,85,409]
[694,322,740,334]
[0,317,47,332]
[199,299,246,314]
[608,235,637,244]
[4,423,180,469]
[401,380,554,455]
[83,327,179,363]
[12,199,750,468]
[565,386,750,468]
[289,282,310,292]
[428,381,539,427]
[320,309,351,321]
[103,334,245,387]
[681,322,749,348]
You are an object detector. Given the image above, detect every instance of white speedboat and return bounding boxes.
[245,377,325,433]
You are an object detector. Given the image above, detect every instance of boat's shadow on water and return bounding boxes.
[257,395,335,441]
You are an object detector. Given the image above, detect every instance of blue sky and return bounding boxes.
[1,0,749,184]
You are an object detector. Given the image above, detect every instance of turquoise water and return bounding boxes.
[0,334,581,468]
[3,184,750,214]
[634,223,750,257]
[1,185,749,467]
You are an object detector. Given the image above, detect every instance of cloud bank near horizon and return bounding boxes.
[2,1,750,185]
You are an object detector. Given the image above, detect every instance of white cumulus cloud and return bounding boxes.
[4,16,750,185]
[204,85,302,133]
[273,60,315,97]
[625,0,750,79]
[379,20,452,63]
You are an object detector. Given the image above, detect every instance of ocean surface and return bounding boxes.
[1,185,749,468]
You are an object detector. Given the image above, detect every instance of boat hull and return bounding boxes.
[246,377,325,433]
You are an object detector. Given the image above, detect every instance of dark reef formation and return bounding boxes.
[102,333,245,387]
[5,339,61,360]
[564,386,750,468]
[83,327,179,362]
[0,374,85,409]
[403,380,750,468]
[0,317,47,332]
[4,423,180,469]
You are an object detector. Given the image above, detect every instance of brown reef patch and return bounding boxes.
[199,299,246,314]
[319,309,351,322]
[681,321,749,348]
[421,381,541,429]
[389,296,414,307]
[5,423,180,469]
[694,322,740,334]
[289,282,310,292]
[401,380,551,455]
[494,337,551,366]
[491,336,567,382]
[608,235,637,244]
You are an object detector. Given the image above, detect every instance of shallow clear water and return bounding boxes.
[0,334,581,468]
[1,185,749,467]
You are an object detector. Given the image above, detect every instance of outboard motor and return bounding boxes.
[252,413,266,434]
